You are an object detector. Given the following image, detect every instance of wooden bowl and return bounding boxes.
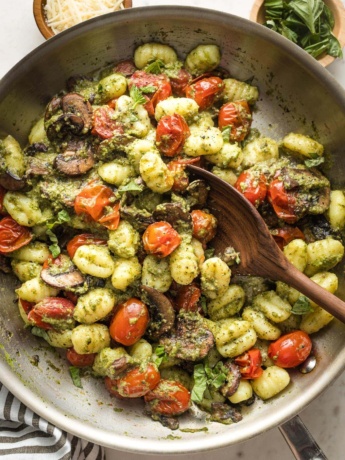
[33,0,133,40]
[250,0,345,67]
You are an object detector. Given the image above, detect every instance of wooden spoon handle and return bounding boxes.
[279,263,345,324]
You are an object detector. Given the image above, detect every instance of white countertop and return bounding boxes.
[1,1,345,459]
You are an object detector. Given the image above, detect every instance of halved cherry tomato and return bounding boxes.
[235,171,267,207]
[92,106,124,139]
[268,179,297,224]
[234,348,263,379]
[67,233,108,259]
[0,186,7,214]
[27,297,75,331]
[169,68,192,96]
[167,157,201,192]
[175,283,201,312]
[104,377,126,399]
[66,348,96,367]
[271,226,305,250]
[218,100,252,142]
[105,363,160,398]
[142,221,181,258]
[129,71,172,116]
[109,298,149,346]
[156,114,190,157]
[74,182,120,230]
[19,298,34,314]
[114,59,136,77]
[191,209,217,246]
[185,76,224,110]
[0,216,33,253]
[144,379,191,416]
[268,331,312,368]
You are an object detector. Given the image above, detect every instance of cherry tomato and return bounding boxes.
[167,157,201,192]
[169,68,192,96]
[0,216,33,253]
[109,298,149,346]
[67,233,108,259]
[92,106,124,139]
[142,221,181,258]
[191,209,217,246]
[271,226,305,250]
[156,114,190,157]
[234,349,263,379]
[27,297,75,331]
[129,71,172,116]
[235,171,267,207]
[104,377,126,399]
[19,298,34,314]
[74,182,120,230]
[218,100,252,142]
[105,363,160,398]
[66,348,96,367]
[175,283,201,312]
[64,291,79,304]
[0,186,7,214]
[268,179,297,223]
[144,379,191,416]
[114,59,136,77]
[185,76,224,110]
[268,331,312,368]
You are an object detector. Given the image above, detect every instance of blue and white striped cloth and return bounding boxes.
[0,383,105,460]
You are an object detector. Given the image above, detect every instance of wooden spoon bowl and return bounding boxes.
[188,165,345,324]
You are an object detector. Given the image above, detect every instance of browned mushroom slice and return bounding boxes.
[55,142,95,176]
[220,361,241,398]
[44,96,62,120]
[120,206,155,232]
[141,285,175,340]
[41,254,85,289]
[160,311,214,361]
[0,171,26,190]
[62,93,93,134]
[186,179,209,208]
[210,402,242,424]
[153,203,191,228]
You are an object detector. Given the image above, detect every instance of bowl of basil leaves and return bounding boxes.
[250,0,345,66]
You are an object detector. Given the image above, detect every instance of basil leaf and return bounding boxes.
[145,59,165,74]
[288,0,324,34]
[264,0,284,20]
[130,85,147,108]
[69,366,83,388]
[46,229,61,258]
[153,345,168,367]
[304,156,325,168]
[204,248,215,259]
[46,209,71,230]
[323,4,335,28]
[303,37,329,57]
[118,180,145,194]
[292,295,313,315]
[205,361,227,389]
[328,35,343,58]
[31,326,49,341]
[281,23,299,43]
[191,364,208,403]
[221,126,231,142]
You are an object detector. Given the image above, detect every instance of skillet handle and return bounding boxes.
[279,415,328,460]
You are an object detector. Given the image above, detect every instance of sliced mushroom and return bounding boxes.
[55,141,94,176]
[25,142,48,156]
[141,285,175,340]
[210,402,242,424]
[44,96,62,120]
[27,153,56,177]
[160,311,214,361]
[40,254,85,289]
[0,171,26,191]
[186,179,209,208]
[120,206,155,232]
[153,202,192,229]
[220,361,241,398]
[145,410,180,430]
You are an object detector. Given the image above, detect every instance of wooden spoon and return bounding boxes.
[187,165,345,324]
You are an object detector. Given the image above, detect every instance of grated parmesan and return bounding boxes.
[44,0,125,34]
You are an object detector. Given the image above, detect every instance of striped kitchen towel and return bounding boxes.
[0,383,105,459]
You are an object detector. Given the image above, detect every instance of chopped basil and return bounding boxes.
[221,126,231,142]
[130,85,156,109]
[204,248,215,259]
[145,59,165,74]
[191,364,208,402]
[264,0,343,60]
[69,366,83,388]
[118,180,145,194]
[153,345,168,367]
[46,229,61,258]
[191,361,227,403]
[292,295,314,314]
[46,209,70,230]
[304,157,325,168]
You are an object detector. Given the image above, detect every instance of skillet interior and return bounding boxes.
[1,6,345,454]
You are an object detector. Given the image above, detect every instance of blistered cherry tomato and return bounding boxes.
[143,221,181,258]
[0,216,33,253]
[109,298,149,346]
[156,114,190,157]
[167,157,201,192]
[175,283,201,312]
[19,298,34,314]
[191,209,217,246]
[92,106,124,139]
[169,68,192,96]
[144,379,191,416]
[27,297,75,330]
[67,234,108,259]
[218,100,252,142]
[235,171,267,207]
[271,226,305,250]
[66,348,96,367]
[268,179,297,223]
[105,363,160,398]
[268,331,312,368]
[234,348,263,379]
[97,201,120,231]
[185,76,224,110]
[129,71,172,116]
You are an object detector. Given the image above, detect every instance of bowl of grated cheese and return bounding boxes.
[33,0,133,39]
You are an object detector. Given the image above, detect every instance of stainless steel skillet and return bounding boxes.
[1,5,345,456]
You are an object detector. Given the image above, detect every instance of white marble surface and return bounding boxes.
[1,1,345,459]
